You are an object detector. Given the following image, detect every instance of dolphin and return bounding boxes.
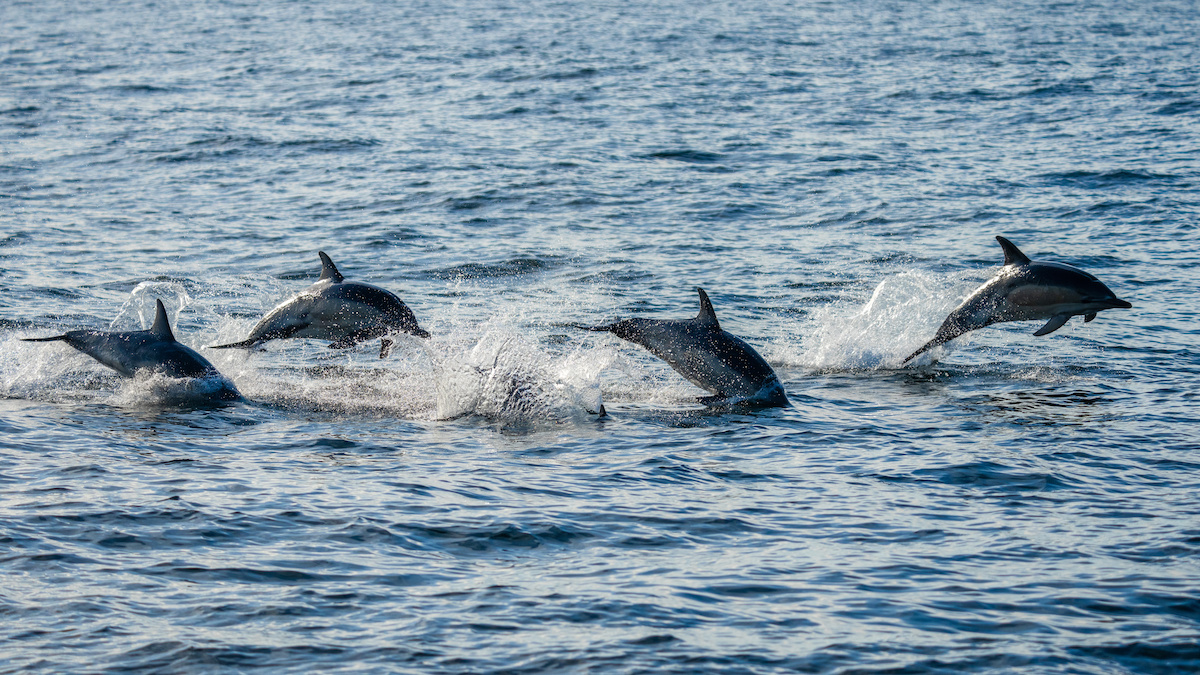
[903,236,1132,364]
[581,288,788,408]
[210,251,429,358]
[21,299,240,399]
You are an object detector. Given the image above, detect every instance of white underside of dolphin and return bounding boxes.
[903,236,1133,364]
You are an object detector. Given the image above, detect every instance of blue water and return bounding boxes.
[3,0,1199,672]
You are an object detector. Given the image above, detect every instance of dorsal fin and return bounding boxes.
[996,236,1031,266]
[150,299,175,342]
[318,251,344,283]
[694,288,721,330]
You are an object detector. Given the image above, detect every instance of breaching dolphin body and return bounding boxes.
[209,251,429,358]
[903,236,1132,364]
[21,299,240,400]
[581,288,788,408]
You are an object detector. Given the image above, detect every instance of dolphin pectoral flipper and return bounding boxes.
[1033,314,1071,337]
[1084,313,1097,323]
[379,339,392,359]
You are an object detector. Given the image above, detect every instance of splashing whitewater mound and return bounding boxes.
[430,321,607,426]
[784,269,982,371]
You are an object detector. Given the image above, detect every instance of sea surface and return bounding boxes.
[2,0,1199,672]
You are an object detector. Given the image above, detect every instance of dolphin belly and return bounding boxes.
[293,299,393,341]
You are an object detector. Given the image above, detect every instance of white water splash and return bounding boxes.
[775,269,985,371]
[428,320,606,425]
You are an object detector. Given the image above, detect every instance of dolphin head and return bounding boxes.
[1025,261,1132,311]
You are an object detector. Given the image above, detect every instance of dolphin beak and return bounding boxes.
[1086,297,1132,310]
[413,328,432,339]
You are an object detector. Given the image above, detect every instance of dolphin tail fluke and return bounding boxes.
[902,338,941,365]
[207,338,261,350]
[20,335,70,342]
[903,318,972,365]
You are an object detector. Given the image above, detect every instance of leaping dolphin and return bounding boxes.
[210,251,429,358]
[903,236,1132,364]
[581,288,788,408]
[22,299,240,399]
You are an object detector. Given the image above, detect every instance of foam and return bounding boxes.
[427,319,605,425]
[768,268,985,371]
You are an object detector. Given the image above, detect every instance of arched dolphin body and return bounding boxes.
[210,252,429,358]
[22,299,240,399]
[582,288,788,408]
[903,236,1132,364]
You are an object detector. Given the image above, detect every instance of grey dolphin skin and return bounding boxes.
[582,288,788,408]
[903,236,1132,364]
[22,299,240,399]
[210,251,429,358]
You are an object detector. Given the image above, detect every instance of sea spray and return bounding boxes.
[790,269,983,370]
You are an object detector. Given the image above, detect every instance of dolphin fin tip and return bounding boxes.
[150,299,176,342]
[318,251,344,283]
[996,236,1032,266]
[694,288,720,328]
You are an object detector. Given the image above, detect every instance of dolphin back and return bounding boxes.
[23,298,224,380]
[61,330,218,378]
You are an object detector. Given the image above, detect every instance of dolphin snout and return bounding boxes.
[1090,297,1132,309]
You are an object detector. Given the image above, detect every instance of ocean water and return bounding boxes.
[2,0,1199,672]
